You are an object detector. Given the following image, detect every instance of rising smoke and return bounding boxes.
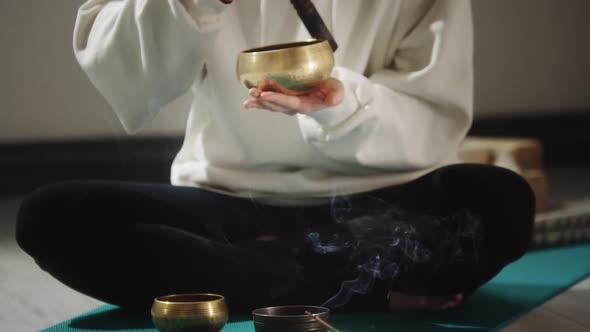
[305,195,483,308]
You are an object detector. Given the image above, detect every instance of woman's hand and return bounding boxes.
[243,78,344,116]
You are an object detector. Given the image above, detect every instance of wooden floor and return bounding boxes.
[1,164,589,331]
[0,196,102,332]
[503,277,590,331]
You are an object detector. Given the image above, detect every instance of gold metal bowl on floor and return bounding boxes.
[237,39,335,96]
[151,293,228,332]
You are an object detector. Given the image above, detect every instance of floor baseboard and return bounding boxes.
[0,138,183,194]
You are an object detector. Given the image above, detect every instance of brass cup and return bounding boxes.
[151,294,228,332]
[236,39,335,95]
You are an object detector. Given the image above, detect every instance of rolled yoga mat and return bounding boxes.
[42,244,590,332]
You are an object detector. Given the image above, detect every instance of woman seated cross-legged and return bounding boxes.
[16,0,534,312]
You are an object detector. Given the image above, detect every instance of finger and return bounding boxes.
[244,98,282,113]
[323,78,344,106]
[310,89,328,99]
[249,88,262,98]
[258,80,276,92]
[259,80,288,94]
[259,101,297,115]
[243,99,262,109]
[260,79,307,95]
[434,294,463,310]
[259,92,302,110]
[244,98,296,114]
[295,95,331,113]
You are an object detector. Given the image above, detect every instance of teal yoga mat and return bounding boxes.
[43,244,590,332]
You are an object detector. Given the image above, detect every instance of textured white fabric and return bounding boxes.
[74,0,473,205]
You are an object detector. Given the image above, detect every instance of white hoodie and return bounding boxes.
[73,0,473,205]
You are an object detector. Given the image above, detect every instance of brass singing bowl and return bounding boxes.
[237,39,335,95]
[151,294,228,332]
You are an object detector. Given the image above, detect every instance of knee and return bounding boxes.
[473,166,536,256]
[436,164,536,261]
[16,182,81,257]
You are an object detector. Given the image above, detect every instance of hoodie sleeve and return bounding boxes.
[296,0,473,171]
[73,0,227,133]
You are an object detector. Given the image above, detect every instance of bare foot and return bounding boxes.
[388,292,463,311]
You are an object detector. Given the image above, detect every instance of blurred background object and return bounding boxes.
[460,137,549,212]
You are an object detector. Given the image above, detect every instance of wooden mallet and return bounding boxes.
[290,0,338,51]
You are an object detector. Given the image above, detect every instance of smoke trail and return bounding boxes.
[305,195,482,308]
[306,232,347,254]
[322,254,401,308]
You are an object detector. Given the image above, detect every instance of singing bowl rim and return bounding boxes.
[153,293,226,305]
[239,39,328,54]
[236,38,334,72]
[252,305,330,318]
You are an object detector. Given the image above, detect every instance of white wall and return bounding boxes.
[1,0,589,142]
[473,0,590,115]
[0,1,191,142]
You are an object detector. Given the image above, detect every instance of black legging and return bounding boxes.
[16,164,534,313]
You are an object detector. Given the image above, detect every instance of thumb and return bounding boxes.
[324,79,344,106]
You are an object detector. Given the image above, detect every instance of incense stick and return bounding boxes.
[304,310,341,332]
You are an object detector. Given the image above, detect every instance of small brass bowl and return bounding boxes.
[151,294,228,332]
[252,305,331,332]
[237,39,335,95]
